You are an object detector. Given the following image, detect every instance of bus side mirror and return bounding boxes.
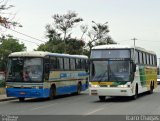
[92,63,95,76]
[133,64,136,72]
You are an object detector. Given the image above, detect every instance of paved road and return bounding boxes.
[0,86,160,115]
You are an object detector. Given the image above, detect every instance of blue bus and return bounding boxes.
[6,51,89,101]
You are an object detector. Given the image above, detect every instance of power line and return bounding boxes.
[138,40,160,42]
[15,37,40,46]
[117,40,131,42]
[4,27,46,43]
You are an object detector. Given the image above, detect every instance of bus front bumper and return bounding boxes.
[89,87,134,97]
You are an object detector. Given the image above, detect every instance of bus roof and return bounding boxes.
[9,51,88,59]
[92,44,156,55]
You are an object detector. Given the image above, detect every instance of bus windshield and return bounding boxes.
[91,60,130,82]
[7,58,43,82]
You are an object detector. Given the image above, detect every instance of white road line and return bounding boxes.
[6,103,57,114]
[30,103,57,111]
[85,107,104,115]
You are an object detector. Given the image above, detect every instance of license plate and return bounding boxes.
[20,92,26,95]
[91,90,98,95]
[91,93,98,95]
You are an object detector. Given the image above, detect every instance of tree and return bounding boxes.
[37,11,84,54]
[65,38,85,54]
[84,21,116,56]
[38,11,116,57]
[37,38,85,54]
[52,11,83,40]
[37,38,65,53]
[0,36,26,71]
[0,0,21,28]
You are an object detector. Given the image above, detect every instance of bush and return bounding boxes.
[0,80,5,87]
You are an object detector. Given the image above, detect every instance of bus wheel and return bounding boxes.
[149,83,154,94]
[99,96,106,102]
[19,97,25,102]
[49,86,56,100]
[132,85,138,100]
[77,83,82,95]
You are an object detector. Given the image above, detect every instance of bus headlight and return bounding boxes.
[32,86,43,89]
[6,85,13,88]
[118,85,128,88]
[118,82,131,88]
[90,84,100,88]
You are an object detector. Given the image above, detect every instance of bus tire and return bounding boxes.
[99,96,106,102]
[19,97,25,102]
[77,83,82,95]
[149,82,154,94]
[132,85,138,100]
[49,85,56,100]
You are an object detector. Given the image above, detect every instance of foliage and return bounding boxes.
[0,80,5,87]
[37,38,85,54]
[37,11,116,57]
[52,11,83,40]
[85,21,116,55]
[65,38,85,54]
[0,36,26,71]
[37,11,84,54]
[0,0,21,28]
[37,38,64,53]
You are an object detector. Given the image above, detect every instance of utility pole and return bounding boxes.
[131,38,137,62]
[131,38,137,48]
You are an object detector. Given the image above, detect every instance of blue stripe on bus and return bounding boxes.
[6,88,50,98]
[78,72,88,76]
[6,83,88,98]
[60,72,88,78]
[60,73,67,78]
[56,83,87,95]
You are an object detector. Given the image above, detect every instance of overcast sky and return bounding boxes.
[4,0,160,61]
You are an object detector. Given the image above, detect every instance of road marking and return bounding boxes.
[85,107,104,115]
[30,103,57,111]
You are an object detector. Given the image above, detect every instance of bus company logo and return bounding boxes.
[126,115,159,121]
[1,115,19,121]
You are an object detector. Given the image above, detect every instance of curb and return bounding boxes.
[0,97,17,102]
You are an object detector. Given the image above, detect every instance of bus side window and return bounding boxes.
[50,57,57,70]
[70,58,76,70]
[76,59,81,70]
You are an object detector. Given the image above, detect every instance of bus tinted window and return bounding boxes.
[81,59,86,69]
[50,57,57,70]
[150,55,152,65]
[76,59,81,70]
[91,50,130,59]
[57,57,64,70]
[143,53,146,64]
[146,54,149,65]
[139,52,143,64]
[64,58,69,70]
[70,58,75,70]
[135,51,139,64]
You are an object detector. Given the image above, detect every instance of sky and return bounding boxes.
[3,0,160,61]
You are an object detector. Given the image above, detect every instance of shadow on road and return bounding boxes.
[10,93,86,103]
